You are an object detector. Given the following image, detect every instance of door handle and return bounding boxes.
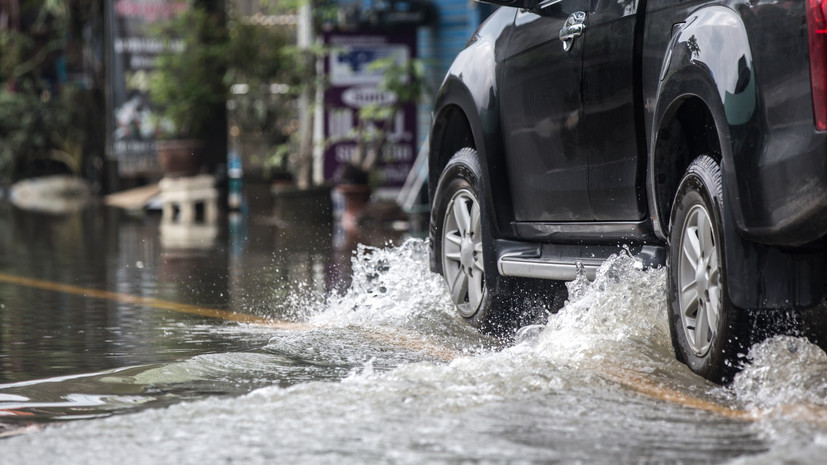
[559,11,586,51]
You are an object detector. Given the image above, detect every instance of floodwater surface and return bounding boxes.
[2,202,827,463]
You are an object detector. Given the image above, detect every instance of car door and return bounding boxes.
[581,0,646,221]
[500,0,593,222]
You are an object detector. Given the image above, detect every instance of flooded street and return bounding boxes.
[2,200,827,463]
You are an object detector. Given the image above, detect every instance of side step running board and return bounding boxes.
[497,244,666,281]
[498,256,601,281]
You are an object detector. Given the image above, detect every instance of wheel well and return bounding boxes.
[653,97,722,231]
[429,105,475,197]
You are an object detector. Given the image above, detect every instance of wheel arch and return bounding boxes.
[429,73,514,237]
[649,95,723,241]
[428,101,476,203]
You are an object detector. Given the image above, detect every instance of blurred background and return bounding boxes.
[0,0,498,399]
[0,0,497,225]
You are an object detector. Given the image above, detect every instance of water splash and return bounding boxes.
[729,336,827,411]
[313,240,451,325]
[720,336,827,464]
[532,251,672,371]
[310,239,494,352]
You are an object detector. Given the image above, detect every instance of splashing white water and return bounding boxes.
[722,336,827,464]
[309,239,494,353]
[531,251,672,372]
[313,240,453,326]
[729,336,827,411]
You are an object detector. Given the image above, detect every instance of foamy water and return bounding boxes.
[310,241,495,351]
[718,335,827,464]
[4,239,827,463]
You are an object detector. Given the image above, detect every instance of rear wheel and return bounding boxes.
[667,155,750,383]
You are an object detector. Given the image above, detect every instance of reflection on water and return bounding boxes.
[0,197,403,388]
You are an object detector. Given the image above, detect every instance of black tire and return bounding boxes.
[667,155,751,383]
[432,148,512,333]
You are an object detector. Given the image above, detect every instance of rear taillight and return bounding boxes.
[808,0,827,130]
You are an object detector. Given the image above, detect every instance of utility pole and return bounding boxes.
[296,1,314,189]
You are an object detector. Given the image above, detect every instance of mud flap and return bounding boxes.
[720,174,826,310]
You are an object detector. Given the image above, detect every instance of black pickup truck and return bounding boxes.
[428,0,827,382]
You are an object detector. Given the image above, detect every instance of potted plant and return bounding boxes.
[148,7,229,177]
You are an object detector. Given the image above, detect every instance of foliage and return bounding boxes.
[1,0,68,82]
[262,39,329,182]
[278,0,339,31]
[148,7,229,140]
[258,0,341,186]
[0,0,102,184]
[0,83,91,181]
[149,2,308,180]
[225,12,298,165]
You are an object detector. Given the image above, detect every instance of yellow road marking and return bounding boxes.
[598,367,754,421]
[367,328,462,362]
[0,272,307,330]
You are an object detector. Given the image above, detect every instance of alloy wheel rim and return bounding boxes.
[678,204,721,357]
[442,188,485,318]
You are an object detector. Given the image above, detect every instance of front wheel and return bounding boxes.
[667,155,750,383]
[432,148,510,332]
[441,186,485,318]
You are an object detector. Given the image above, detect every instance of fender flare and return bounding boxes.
[429,59,512,240]
[649,5,759,241]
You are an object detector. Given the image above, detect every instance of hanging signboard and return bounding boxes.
[105,0,188,176]
[323,30,418,190]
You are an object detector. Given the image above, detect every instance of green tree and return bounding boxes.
[0,0,105,185]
